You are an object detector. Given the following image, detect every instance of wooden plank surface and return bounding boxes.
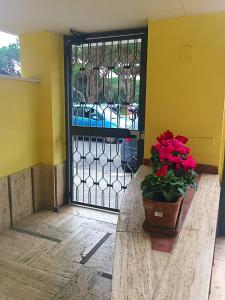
[111,165,221,300]
[117,165,150,233]
[32,165,42,211]
[111,231,169,300]
[209,237,225,300]
[0,176,11,232]
[41,164,55,209]
[32,164,64,210]
[55,162,66,207]
[153,228,216,299]
[10,168,33,224]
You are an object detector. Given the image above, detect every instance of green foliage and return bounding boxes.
[150,148,161,171]
[0,40,20,73]
[71,41,141,105]
[141,170,197,202]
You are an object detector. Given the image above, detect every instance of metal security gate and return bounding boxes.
[64,28,147,211]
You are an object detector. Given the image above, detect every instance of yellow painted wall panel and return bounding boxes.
[0,78,40,177]
[20,32,65,165]
[50,34,66,165]
[20,32,54,165]
[218,98,225,178]
[188,137,215,156]
[145,13,225,171]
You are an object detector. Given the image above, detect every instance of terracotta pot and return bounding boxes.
[143,197,182,229]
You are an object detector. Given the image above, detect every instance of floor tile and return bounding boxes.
[59,214,116,234]
[88,276,112,300]
[0,259,68,300]
[53,267,101,300]
[0,207,116,299]
[59,205,118,224]
[30,227,106,278]
[0,229,56,264]
[85,233,116,274]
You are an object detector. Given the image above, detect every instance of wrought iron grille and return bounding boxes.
[65,29,147,211]
[72,135,137,210]
[71,39,141,129]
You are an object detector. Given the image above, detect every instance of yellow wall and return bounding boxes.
[3,13,224,178]
[0,77,40,177]
[145,12,225,174]
[20,32,65,165]
[0,32,65,179]
[218,97,225,177]
[50,35,66,165]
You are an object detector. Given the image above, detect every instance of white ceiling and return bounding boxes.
[0,0,225,35]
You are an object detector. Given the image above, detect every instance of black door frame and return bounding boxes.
[218,161,225,235]
[64,27,148,206]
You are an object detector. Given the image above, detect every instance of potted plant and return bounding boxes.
[141,130,197,231]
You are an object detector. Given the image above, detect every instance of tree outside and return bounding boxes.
[0,39,20,75]
[71,39,141,113]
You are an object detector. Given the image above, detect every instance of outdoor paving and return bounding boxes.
[0,206,118,300]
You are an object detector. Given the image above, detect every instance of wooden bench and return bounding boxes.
[111,165,221,300]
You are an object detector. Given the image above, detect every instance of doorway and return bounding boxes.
[64,28,147,211]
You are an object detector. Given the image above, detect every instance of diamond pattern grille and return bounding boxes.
[71,39,141,130]
[72,136,137,210]
[70,35,144,211]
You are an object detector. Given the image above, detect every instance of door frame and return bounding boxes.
[64,27,148,206]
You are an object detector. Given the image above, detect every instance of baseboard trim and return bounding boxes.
[195,163,218,175]
[143,159,151,166]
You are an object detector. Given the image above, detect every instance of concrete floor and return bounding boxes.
[0,206,118,300]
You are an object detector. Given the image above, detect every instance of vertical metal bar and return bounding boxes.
[115,139,119,209]
[95,136,98,205]
[64,37,73,204]
[137,31,148,168]
[125,40,128,129]
[88,136,91,204]
[109,139,112,208]
[82,135,85,203]
[102,138,105,207]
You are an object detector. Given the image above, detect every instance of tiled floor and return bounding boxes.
[0,206,118,300]
[0,204,225,300]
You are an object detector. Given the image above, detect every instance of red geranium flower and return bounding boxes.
[152,130,196,174]
[176,163,181,170]
[156,130,174,143]
[182,156,196,170]
[164,130,174,140]
[175,135,188,144]
[156,165,168,177]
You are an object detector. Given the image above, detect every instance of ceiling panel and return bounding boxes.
[0,0,224,34]
[181,0,225,14]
